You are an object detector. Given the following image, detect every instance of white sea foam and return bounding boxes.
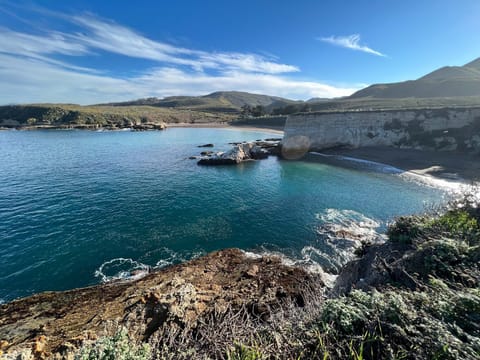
[243,208,383,285]
[95,248,206,283]
[398,171,466,192]
[94,258,150,283]
[243,248,338,287]
[309,152,403,174]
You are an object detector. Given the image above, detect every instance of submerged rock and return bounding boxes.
[198,143,214,148]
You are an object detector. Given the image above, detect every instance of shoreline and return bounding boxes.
[307,146,480,186]
[167,122,284,134]
[1,122,285,135]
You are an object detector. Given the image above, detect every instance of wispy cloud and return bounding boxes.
[0,54,360,104]
[67,15,299,74]
[319,34,386,57]
[0,6,362,104]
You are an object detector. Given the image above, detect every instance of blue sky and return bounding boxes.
[0,0,478,104]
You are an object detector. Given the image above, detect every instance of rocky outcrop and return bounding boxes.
[132,123,167,131]
[283,107,480,156]
[0,249,322,359]
[196,140,281,165]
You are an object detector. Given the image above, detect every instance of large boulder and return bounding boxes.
[197,143,253,165]
[196,140,282,165]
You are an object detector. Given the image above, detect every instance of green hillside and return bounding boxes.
[349,57,480,99]
[0,104,233,129]
[103,91,297,114]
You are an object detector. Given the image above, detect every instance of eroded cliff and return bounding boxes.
[282,107,480,155]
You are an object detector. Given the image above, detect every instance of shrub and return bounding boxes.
[387,216,426,244]
[75,328,151,360]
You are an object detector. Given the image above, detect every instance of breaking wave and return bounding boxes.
[313,208,384,273]
[245,208,385,286]
[94,258,151,283]
[95,248,206,283]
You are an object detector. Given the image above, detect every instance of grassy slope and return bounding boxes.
[102,91,297,114]
[349,58,480,99]
[0,103,234,128]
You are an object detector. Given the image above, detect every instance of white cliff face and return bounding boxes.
[283,107,480,153]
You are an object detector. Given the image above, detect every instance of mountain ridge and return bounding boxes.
[349,57,480,99]
[101,91,298,113]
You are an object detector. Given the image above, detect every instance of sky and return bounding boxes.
[0,0,479,105]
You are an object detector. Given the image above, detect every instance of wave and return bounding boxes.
[314,208,384,272]
[245,208,384,284]
[95,210,383,287]
[243,249,338,287]
[309,152,403,174]
[398,171,467,192]
[95,248,206,283]
[309,151,466,191]
[94,258,151,283]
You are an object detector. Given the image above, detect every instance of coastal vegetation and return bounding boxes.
[0,104,233,130]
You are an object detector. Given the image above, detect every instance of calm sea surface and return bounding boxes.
[0,128,445,301]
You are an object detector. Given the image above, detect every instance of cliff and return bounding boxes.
[282,107,480,157]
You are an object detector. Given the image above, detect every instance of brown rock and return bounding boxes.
[0,249,323,357]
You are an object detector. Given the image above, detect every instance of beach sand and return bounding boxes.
[167,122,284,134]
[319,146,480,184]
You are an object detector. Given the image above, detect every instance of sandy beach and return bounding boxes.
[317,146,480,184]
[167,122,285,134]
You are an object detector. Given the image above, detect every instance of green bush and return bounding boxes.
[75,328,151,360]
[387,216,426,244]
[226,343,265,360]
[429,210,479,245]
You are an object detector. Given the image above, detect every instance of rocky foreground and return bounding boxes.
[0,250,322,359]
[1,194,479,359]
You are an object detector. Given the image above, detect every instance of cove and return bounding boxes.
[0,128,445,302]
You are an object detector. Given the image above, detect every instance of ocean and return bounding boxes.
[0,128,446,302]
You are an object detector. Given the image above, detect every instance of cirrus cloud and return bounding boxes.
[0,5,363,104]
[319,34,386,57]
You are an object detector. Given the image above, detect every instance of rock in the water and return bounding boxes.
[198,143,214,148]
[197,143,252,165]
[195,139,282,165]
[250,146,269,159]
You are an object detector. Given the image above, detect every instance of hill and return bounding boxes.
[103,91,297,114]
[0,104,233,129]
[350,57,480,99]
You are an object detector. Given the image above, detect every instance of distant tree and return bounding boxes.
[300,104,312,113]
[251,105,266,117]
[240,105,252,117]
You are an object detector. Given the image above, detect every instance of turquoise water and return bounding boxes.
[0,129,445,302]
